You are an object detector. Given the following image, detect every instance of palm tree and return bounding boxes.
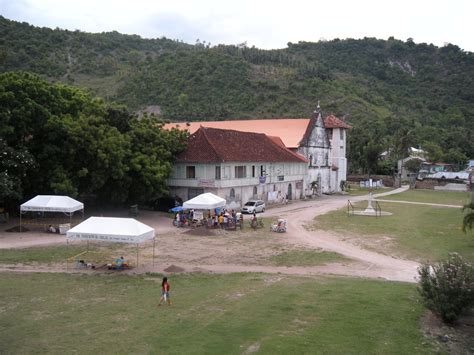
[462,201,474,233]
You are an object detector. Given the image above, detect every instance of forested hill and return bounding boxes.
[1,16,473,170]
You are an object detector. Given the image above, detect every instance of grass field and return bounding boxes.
[269,250,348,266]
[0,272,434,354]
[380,189,471,206]
[0,244,128,265]
[314,201,474,262]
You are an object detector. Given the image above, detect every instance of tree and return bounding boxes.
[0,138,35,204]
[418,253,474,323]
[363,141,382,177]
[0,71,187,205]
[404,158,423,173]
[123,115,188,203]
[443,148,467,171]
[423,142,443,163]
[463,202,474,233]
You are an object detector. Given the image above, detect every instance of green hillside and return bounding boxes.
[1,16,473,172]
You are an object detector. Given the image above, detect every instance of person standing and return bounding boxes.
[158,276,172,306]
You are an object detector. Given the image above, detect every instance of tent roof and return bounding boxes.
[183,192,226,210]
[66,217,155,244]
[21,195,84,213]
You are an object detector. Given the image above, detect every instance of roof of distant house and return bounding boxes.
[324,114,352,129]
[164,116,351,149]
[176,127,308,164]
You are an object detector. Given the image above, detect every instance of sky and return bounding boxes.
[1,0,473,52]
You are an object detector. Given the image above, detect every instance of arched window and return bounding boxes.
[253,186,257,196]
[230,188,235,198]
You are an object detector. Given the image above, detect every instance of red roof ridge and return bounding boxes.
[200,126,222,162]
[265,134,308,163]
[324,114,352,129]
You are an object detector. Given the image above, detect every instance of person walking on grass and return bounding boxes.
[158,277,171,306]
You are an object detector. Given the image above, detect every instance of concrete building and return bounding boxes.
[167,127,308,208]
[165,105,351,196]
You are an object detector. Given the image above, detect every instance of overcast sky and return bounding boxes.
[1,0,473,52]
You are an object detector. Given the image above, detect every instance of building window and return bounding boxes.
[325,153,329,166]
[327,128,333,139]
[230,188,235,198]
[215,166,221,180]
[260,165,265,176]
[309,155,313,167]
[253,186,257,196]
[252,165,256,178]
[235,166,246,178]
[340,129,344,140]
[186,166,195,179]
[277,175,284,181]
[273,184,276,191]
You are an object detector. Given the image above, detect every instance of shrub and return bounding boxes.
[418,253,474,323]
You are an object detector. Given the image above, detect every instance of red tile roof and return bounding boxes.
[164,116,350,149]
[324,115,352,129]
[177,127,308,164]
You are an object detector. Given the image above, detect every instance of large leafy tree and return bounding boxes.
[0,71,187,206]
[124,116,188,203]
[463,202,474,233]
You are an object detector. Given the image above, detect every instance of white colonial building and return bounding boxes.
[167,127,308,207]
[165,105,351,203]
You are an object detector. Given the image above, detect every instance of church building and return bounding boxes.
[165,104,351,205]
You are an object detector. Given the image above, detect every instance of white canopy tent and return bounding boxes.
[21,195,84,213]
[20,195,84,232]
[182,192,226,210]
[66,217,155,270]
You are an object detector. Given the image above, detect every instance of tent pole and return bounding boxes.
[136,243,139,268]
[152,237,155,267]
[66,239,69,272]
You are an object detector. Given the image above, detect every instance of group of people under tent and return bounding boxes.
[173,208,244,229]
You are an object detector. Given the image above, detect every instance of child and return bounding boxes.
[158,277,171,306]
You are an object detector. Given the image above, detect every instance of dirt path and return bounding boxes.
[0,186,422,283]
[261,186,420,283]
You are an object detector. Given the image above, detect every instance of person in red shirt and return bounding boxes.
[158,277,171,306]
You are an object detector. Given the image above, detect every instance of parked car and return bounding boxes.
[241,200,266,214]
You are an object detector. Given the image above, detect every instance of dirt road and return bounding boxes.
[0,187,421,283]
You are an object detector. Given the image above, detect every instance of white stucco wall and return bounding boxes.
[168,161,307,206]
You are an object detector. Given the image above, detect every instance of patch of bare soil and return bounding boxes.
[183,226,216,236]
[164,264,186,273]
[5,225,29,233]
[421,310,474,354]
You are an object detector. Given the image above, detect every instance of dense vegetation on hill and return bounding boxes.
[1,16,473,173]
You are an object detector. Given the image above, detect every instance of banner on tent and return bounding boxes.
[21,206,77,212]
[67,233,151,244]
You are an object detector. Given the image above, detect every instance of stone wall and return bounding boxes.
[415,178,468,191]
